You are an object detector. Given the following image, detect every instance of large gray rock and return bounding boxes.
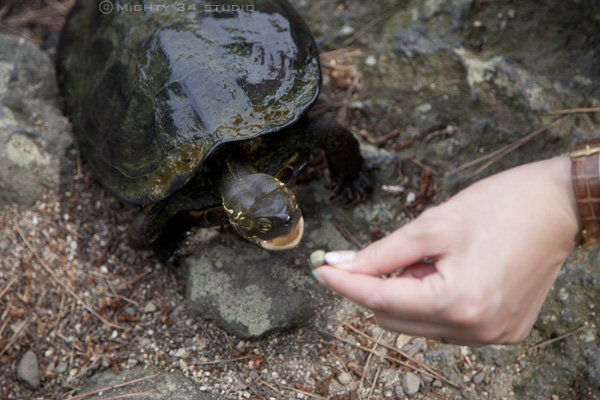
[0,33,72,207]
[77,367,217,400]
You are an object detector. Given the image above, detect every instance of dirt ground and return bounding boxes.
[0,1,586,399]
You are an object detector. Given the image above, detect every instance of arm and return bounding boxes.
[313,156,580,345]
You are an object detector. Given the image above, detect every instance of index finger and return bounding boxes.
[313,265,446,318]
[326,208,453,276]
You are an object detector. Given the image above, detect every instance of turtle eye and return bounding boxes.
[257,217,272,232]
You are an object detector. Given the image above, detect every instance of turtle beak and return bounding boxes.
[259,217,304,251]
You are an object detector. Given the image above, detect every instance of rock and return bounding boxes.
[394,385,405,398]
[402,372,421,396]
[337,372,352,386]
[17,350,40,390]
[400,337,427,357]
[143,301,158,313]
[309,249,326,268]
[77,367,216,400]
[471,345,519,367]
[56,362,68,374]
[184,227,329,338]
[424,344,461,386]
[472,372,486,385]
[0,33,72,207]
[183,148,399,338]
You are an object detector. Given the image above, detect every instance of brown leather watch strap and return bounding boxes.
[570,138,600,247]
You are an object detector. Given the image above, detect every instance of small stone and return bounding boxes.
[143,301,157,313]
[472,372,486,385]
[337,372,352,386]
[402,372,421,396]
[420,372,434,384]
[432,380,443,388]
[101,357,112,369]
[17,351,41,389]
[174,348,189,358]
[310,250,326,268]
[394,385,405,397]
[365,55,377,66]
[56,362,68,374]
[339,25,355,36]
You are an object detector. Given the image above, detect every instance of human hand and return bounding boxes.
[313,157,580,345]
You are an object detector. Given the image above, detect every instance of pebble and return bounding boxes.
[402,372,421,396]
[337,372,352,386]
[394,385,405,397]
[101,357,112,369]
[56,362,68,374]
[143,301,157,313]
[309,250,326,268]
[17,350,41,390]
[472,372,486,385]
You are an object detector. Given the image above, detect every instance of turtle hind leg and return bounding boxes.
[302,117,373,201]
[146,211,197,266]
[127,202,172,250]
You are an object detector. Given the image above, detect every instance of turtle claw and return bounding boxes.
[329,160,373,204]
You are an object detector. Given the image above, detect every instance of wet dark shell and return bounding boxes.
[58,0,320,204]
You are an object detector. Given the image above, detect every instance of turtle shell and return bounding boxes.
[58,0,320,205]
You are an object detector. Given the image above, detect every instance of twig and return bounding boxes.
[45,0,71,14]
[359,128,401,147]
[84,390,155,400]
[366,366,381,400]
[410,158,441,177]
[423,124,457,144]
[320,47,362,60]
[0,318,31,359]
[334,334,459,388]
[15,223,122,330]
[342,322,444,383]
[548,107,600,115]
[193,355,252,365]
[63,374,159,400]
[359,331,383,393]
[0,0,74,25]
[337,71,363,125]
[263,381,327,400]
[342,7,399,47]
[332,218,365,249]
[335,334,460,389]
[258,379,285,398]
[455,116,569,174]
[528,324,588,352]
[0,275,18,299]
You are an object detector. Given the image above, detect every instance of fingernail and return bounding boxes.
[325,251,356,266]
[311,268,325,284]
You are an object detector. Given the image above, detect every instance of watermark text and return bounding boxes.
[99,1,254,15]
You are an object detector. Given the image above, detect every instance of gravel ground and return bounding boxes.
[0,1,551,399]
[0,166,480,400]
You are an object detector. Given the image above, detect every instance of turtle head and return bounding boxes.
[222,173,304,250]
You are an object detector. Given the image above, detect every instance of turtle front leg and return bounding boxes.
[302,117,373,201]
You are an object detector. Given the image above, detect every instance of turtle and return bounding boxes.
[57,0,372,251]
